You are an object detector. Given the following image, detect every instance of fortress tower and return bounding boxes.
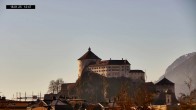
[78,47,101,77]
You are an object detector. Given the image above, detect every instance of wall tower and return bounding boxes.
[78,47,101,77]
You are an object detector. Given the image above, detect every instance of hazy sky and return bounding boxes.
[0,0,195,99]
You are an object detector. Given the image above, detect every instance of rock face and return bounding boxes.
[74,71,144,103]
[163,52,196,97]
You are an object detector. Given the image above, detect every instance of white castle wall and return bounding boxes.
[88,65,130,78]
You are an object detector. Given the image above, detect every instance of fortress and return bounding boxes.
[58,47,178,106]
[78,47,145,81]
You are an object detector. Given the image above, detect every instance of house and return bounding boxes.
[153,77,178,105]
[50,99,72,110]
[60,83,76,98]
[27,100,49,110]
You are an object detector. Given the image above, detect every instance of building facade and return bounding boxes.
[78,48,145,81]
[155,77,175,93]
[153,77,178,105]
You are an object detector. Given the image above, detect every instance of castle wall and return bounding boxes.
[156,85,175,93]
[88,65,145,81]
[129,72,145,81]
[88,65,130,77]
[78,59,100,77]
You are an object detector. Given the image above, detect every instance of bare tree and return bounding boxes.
[116,83,133,110]
[179,76,196,110]
[56,78,64,93]
[48,78,64,94]
[133,84,153,110]
[48,80,56,94]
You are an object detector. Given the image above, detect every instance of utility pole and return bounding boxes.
[13,94,14,100]
[19,92,21,101]
[40,92,41,100]
[32,92,33,101]
[16,92,18,101]
[25,92,26,101]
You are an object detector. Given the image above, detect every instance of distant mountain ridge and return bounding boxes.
[165,52,196,75]
[163,52,196,97]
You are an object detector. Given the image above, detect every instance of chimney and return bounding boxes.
[2,97,6,100]
[122,58,123,60]
[110,58,111,60]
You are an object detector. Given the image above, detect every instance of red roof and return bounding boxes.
[78,48,101,60]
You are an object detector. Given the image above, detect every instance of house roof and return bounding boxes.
[44,94,58,100]
[51,100,67,106]
[29,100,48,108]
[145,82,156,92]
[78,47,101,60]
[155,77,174,85]
[129,70,145,73]
[89,60,130,66]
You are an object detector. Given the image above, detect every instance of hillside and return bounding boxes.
[73,71,144,103]
[163,52,196,97]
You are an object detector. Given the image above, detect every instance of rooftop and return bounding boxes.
[89,60,130,66]
[155,77,174,85]
[78,47,101,60]
[129,70,145,73]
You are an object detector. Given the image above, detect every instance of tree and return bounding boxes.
[133,84,153,110]
[48,78,64,94]
[116,83,133,110]
[48,80,56,94]
[55,78,64,93]
[179,76,196,110]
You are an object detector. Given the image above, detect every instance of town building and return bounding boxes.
[155,77,175,93]
[60,83,76,98]
[78,47,145,81]
[153,77,178,105]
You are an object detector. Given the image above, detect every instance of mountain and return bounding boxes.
[163,52,196,97]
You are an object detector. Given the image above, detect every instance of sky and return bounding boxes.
[0,0,196,99]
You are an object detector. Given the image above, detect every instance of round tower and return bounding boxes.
[78,47,101,77]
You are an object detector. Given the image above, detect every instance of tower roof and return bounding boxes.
[155,77,174,85]
[78,47,101,60]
